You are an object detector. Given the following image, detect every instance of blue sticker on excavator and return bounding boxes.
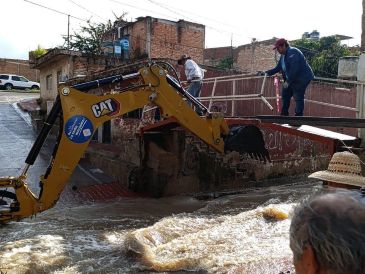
[65,115,94,143]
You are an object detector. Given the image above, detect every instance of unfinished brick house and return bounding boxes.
[103,16,205,63]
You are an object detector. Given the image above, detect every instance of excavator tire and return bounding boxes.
[224,125,270,162]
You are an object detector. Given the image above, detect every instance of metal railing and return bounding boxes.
[190,74,362,117]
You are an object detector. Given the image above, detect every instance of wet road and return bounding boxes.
[0,92,114,195]
[0,93,325,273]
[0,92,42,193]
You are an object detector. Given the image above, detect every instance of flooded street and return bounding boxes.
[0,181,322,274]
[0,97,323,273]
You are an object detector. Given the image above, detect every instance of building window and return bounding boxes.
[46,74,52,90]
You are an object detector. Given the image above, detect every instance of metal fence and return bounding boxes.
[182,74,363,136]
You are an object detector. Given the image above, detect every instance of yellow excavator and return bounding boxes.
[0,62,268,224]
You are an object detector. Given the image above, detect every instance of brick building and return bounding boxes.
[0,58,39,82]
[103,16,205,63]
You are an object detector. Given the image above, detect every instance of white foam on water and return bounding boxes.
[0,182,319,273]
[126,203,296,273]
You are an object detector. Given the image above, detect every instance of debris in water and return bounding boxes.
[262,207,288,221]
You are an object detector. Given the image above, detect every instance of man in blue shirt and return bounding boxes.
[265,38,314,116]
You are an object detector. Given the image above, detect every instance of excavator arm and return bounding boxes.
[0,63,230,223]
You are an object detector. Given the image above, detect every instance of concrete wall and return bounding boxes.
[37,54,107,113]
[0,58,39,81]
[39,57,71,102]
[130,20,148,58]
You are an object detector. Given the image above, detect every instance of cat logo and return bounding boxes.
[91,98,120,118]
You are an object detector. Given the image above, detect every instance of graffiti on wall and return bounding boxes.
[261,128,328,161]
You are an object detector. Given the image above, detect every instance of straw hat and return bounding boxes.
[309,151,365,187]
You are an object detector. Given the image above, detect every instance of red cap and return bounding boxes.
[273,38,287,50]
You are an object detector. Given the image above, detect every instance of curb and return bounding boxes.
[17,98,40,112]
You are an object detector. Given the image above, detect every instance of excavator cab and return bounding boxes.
[0,62,269,224]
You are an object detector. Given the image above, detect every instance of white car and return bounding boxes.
[0,74,40,90]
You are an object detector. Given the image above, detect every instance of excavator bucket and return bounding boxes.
[224,125,270,162]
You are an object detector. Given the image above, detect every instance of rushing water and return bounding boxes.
[0,181,323,274]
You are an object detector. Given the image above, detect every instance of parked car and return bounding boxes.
[0,74,40,90]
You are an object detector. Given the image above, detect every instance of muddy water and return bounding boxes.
[0,181,322,274]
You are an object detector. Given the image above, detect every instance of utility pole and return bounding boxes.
[230,34,233,69]
[68,14,70,49]
[360,0,365,52]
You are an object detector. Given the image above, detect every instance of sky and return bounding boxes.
[1,0,362,60]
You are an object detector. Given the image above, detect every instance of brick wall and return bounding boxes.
[149,18,205,63]
[204,47,236,67]
[73,56,110,77]
[235,40,277,73]
[0,58,39,81]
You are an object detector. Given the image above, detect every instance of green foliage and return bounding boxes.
[217,57,233,69]
[65,20,113,56]
[31,45,48,58]
[292,37,359,78]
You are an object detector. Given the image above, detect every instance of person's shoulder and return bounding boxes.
[289,47,303,55]
[186,59,195,64]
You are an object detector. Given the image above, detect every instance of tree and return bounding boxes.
[64,13,127,56]
[64,20,113,56]
[292,37,358,78]
[217,57,233,69]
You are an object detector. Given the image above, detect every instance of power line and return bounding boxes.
[67,0,107,21]
[108,0,245,41]
[24,0,88,22]
[24,0,93,49]
[107,0,180,22]
[144,0,257,41]
[146,0,239,31]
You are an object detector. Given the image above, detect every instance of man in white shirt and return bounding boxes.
[178,54,204,98]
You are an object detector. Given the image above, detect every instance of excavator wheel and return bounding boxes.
[224,125,270,162]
